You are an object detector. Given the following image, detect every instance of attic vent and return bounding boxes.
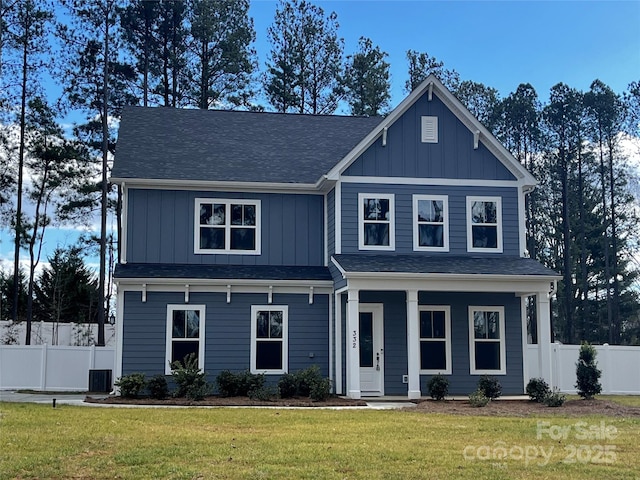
[421,116,438,143]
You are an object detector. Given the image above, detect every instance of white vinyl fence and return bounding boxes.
[0,344,115,391]
[526,343,640,394]
[0,320,116,347]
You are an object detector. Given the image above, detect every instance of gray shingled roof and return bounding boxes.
[114,263,332,282]
[112,107,384,184]
[332,254,559,277]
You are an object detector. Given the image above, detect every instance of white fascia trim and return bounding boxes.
[110,177,322,195]
[330,256,348,278]
[343,275,560,295]
[324,75,538,188]
[116,278,333,291]
[120,183,128,264]
[341,176,523,188]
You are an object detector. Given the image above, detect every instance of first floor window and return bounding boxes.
[467,196,502,252]
[419,306,451,374]
[251,305,288,374]
[195,198,260,254]
[413,195,449,251]
[469,306,506,374]
[358,193,395,250]
[165,305,205,374]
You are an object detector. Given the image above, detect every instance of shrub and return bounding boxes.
[309,377,332,402]
[296,365,323,397]
[526,377,551,403]
[186,382,210,401]
[171,353,207,398]
[147,375,169,400]
[277,372,298,398]
[248,385,279,401]
[543,388,566,407]
[115,373,146,398]
[216,370,265,397]
[575,342,602,399]
[426,374,449,401]
[468,389,489,407]
[477,375,502,399]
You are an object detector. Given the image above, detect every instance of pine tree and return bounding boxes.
[575,342,602,399]
[186,0,256,109]
[2,0,53,339]
[342,37,390,116]
[60,0,136,346]
[265,0,343,114]
[405,50,460,93]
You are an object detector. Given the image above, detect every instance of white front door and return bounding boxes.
[359,304,384,396]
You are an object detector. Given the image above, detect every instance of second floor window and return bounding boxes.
[358,193,395,250]
[413,195,449,251]
[195,199,261,254]
[467,196,503,253]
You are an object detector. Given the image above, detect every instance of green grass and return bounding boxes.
[1,404,639,479]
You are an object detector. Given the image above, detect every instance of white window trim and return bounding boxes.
[250,305,289,375]
[466,196,503,253]
[194,198,261,255]
[419,305,452,375]
[358,193,395,251]
[468,306,506,375]
[165,304,206,375]
[413,195,449,252]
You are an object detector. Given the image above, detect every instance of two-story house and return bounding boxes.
[111,75,559,399]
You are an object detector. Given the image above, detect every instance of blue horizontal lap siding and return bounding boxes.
[127,189,324,266]
[121,291,330,383]
[343,92,516,181]
[340,183,520,255]
[418,292,523,395]
[335,291,524,396]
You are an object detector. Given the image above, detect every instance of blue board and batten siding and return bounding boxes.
[339,183,520,255]
[126,189,325,266]
[344,92,516,181]
[122,291,330,381]
[338,292,523,396]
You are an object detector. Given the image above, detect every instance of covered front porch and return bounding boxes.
[331,255,560,400]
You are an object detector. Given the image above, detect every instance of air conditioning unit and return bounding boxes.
[88,369,113,393]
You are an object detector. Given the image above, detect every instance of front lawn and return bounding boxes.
[1,403,639,479]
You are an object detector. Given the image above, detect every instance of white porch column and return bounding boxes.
[536,292,553,388]
[406,289,421,399]
[346,288,361,399]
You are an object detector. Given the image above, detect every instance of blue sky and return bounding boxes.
[251,0,639,103]
[1,0,639,272]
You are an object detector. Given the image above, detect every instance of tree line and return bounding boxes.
[1,0,639,345]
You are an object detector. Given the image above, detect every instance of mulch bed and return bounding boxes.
[85,395,368,408]
[84,395,640,417]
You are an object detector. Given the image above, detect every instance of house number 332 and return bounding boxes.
[352,330,357,349]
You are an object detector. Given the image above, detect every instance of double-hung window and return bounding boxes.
[195,198,261,254]
[419,306,451,374]
[469,306,506,375]
[251,306,288,374]
[358,193,395,250]
[467,196,502,252]
[165,305,205,374]
[413,195,449,251]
